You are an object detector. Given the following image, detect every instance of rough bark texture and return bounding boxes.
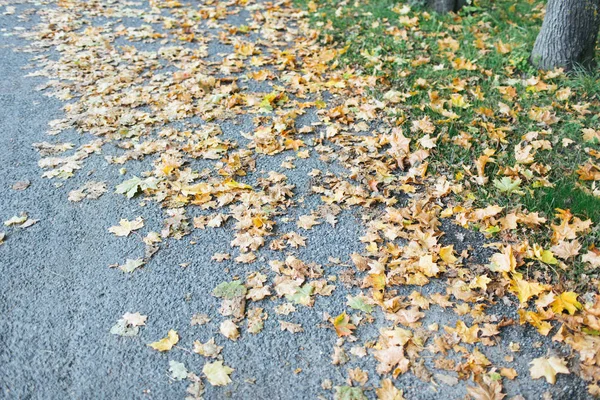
[427,0,464,13]
[531,0,600,70]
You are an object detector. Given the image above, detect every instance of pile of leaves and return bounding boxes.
[13,0,600,397]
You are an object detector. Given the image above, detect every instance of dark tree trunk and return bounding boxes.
[427,0,465,13]
[531,0,600,70]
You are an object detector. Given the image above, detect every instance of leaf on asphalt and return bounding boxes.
[193,338,222,358]
[118,258,144,273]
[148,330,179,352]
[12,180,30,191]
[190,313,211,326]
[169,360,188,381]
[279,320,303,333]
[466,380,505,400]
[219,320,239,341]
[212,281,247,299]
[108,217,144,237]
[529,356,570,384]
[4,213,28,226]
[68,181,107,202]
[202,360,233,386]
[122,312,147,327]
[375,378,405,399]
[333,312,356,337]
[285,283,314,306]
[347,295,373,314]
[110,319,139,337]
[115,176,158,199]
[334,385,367,400]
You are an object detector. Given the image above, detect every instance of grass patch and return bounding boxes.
[296,0,600,284]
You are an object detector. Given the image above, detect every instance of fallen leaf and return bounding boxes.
[529,356,569,384]
[148,330,179,352]
[203,360,233,386]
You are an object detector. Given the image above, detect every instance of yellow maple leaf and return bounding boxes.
[148,329,179,352]
[439,245,458,264]
[376,378,405,400]
[550,292,582,315]
[529,356,569,384]
[511,277,547,304]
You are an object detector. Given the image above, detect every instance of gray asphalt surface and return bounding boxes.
[0,1,589,399]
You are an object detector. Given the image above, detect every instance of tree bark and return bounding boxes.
[531,0,600,70]
[427,0,464,13]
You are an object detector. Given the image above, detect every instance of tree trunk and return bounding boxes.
[531,0,600,70]
[427,0,464,13]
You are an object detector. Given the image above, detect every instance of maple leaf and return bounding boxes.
[110,319,139,337]
[108,217,144,237]
[347,295,373,314]
[193,338,223,358]
[439,245,458,264]
[488,246,516,273]
[169,360,188,381]
[286,283,314,306]
[582,250,600,268]
[376,379,405,400]
[334,386,367,400]
[297,214,320,230]
[115,176,158,198]
[148,329,179,352]
[219,320,240,341]
[213,281,246,299]
[510,277,547,304]
[529,356,569,384]
[466,381,505,400]
[119,258,144,273]
[550,292,582,315]
[550,240,581,260]
[493,176,523,195]
[333,312,356,337]
[122,312,147,327]
[203,360,233,386]
[279,320,304,333]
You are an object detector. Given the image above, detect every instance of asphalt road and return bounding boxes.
[0,1,589,399]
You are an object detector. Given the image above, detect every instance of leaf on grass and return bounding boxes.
[203,360,233,386]
[148,330,179,352]
[493,177,523,195]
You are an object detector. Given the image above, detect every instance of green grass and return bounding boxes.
[297,0,600,284]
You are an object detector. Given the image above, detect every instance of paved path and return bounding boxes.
[0,1,587,399]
